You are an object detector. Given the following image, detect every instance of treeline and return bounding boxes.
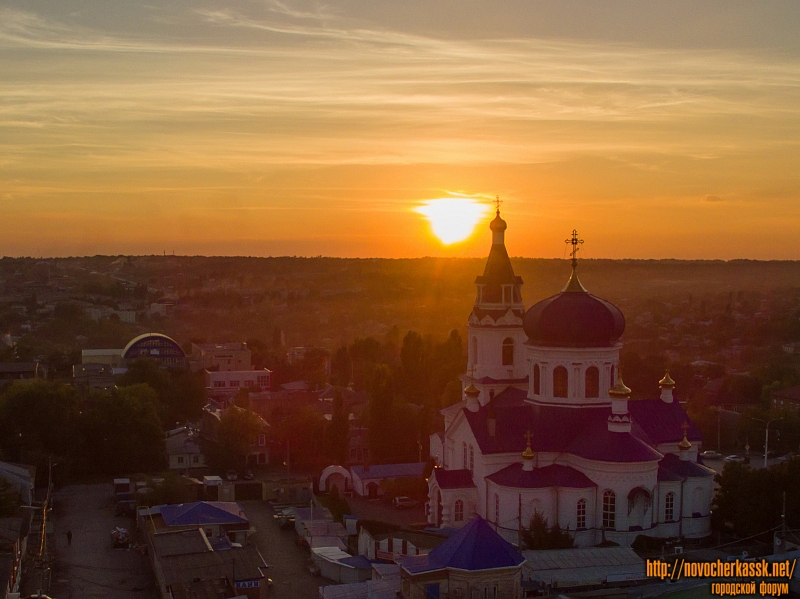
[0,360,206,482]
[333,329,464,465]
[714,460,800,537]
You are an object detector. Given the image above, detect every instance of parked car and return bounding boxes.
[393,496,419,509]
[701,450,722,459]
[243,469,254,481]
[724,455,746,463]
[225,470,239,481]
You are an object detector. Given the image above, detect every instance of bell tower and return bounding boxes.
[466,199,527,395]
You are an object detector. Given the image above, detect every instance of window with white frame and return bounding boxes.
[602,490,616,529]
[454,499,464,522]
[665,492,675,522]
[576,498,586,529]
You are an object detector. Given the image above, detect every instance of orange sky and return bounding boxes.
[2,1,800,258]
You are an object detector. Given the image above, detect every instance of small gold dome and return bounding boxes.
[608,373,632,399]
[465,382,480,396]
[522,430,535,460]
[678,435,692,451]
[659,370,676,389]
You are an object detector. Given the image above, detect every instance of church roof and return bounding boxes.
[486,464,595,489]
[475,242,523,289]
[463,389,698,463]
[658,453,715,479]
[401,516,524,574]
[523,290,625,348]
[432,468,475,489]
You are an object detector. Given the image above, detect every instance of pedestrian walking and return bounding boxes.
[66,530,72,546]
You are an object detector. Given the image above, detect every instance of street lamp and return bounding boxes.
[751,417,782,468]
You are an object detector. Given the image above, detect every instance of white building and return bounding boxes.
[426,211,713,548]
[204,369,272,396]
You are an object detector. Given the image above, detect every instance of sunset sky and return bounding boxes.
[2,1,800,259]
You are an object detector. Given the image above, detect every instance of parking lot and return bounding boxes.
[50,483,157,599]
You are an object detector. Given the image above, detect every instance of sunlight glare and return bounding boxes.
[414,199,490,244]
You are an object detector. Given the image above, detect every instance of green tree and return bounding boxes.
[324,390,350,465]
[207,407,267,471]
[520,511,574,550]
[74,384,165,476]
[368,364,395,463]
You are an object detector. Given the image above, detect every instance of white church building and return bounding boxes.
[427,210,713,547]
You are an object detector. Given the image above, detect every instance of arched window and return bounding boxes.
[576,498,586,529]
[472,337,478,365]
[585,367,600,398]
[462,442,467,469]
[553,366,569,398]
[454,499,464,522]
[665,492,675,522]
[610,364,616,386]
[469,445,474,475]
[602,490,616,529]
[494,493,500,524]
[502,338,514,366]
[533,364,540,395]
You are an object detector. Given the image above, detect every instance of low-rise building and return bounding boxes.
[81,348,125,368]
[0,463,35,506]
[190,342,252,372]
[139,501,250,546]
[0,362,44,387]
[772,385,800,412]
[165,426,206,470]
[0,513,31,599]
[205,369,272,399]
[148,528,269,599]
[72,362,115,392]
[349,463,426,498]
[399,515,524,599]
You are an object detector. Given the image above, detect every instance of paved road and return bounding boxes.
[240,500,330,598]
[50,484,157,599]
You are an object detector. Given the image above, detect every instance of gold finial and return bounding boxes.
[465,382,480,396]
[659,370,676,389]
[494,195,502,215]
[522,430,535,460]
[467,364,477,379]
[678,421,692,450]
[608,370,632,399]
[562,229,588,293]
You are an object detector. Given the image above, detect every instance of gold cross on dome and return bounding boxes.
[494,195,502,213]
[565,229,584,263]
[681,421,690,436]
[467,364,477,378]
[524,430,533,446]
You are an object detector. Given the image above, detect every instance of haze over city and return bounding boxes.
[2,0,800,259]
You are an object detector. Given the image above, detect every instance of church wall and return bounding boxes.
[524,344,621,405]
[467,324,528,382]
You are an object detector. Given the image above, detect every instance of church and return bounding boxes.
[427,209,713,547]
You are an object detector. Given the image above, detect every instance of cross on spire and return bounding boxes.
[524,430,532,446]
[565,229,584,267]
[467,364,477,378]
[494,195,502,214]
[681,421,690,436]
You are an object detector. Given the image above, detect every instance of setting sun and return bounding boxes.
[414,199,491,245]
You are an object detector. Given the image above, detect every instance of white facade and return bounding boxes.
[426,215,713,548]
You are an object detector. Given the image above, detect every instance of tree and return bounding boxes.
[520,511,574,550]
[330,346,352,387]
[73,384,165,476]
[368,364,395,463]
[207,407,268,471]
[324,390,349,465]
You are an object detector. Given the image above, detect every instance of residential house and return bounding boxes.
[139,501,250,546]
[148,528,269,599]
[0,513,31,599]
[0,363,43,387]
[72,362,115,393]
[357,521,445,563]
[772,385,800,413]
[0,463,35,506]
[165,426,206,470]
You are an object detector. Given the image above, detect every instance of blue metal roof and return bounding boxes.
[351,462,426,481]
[159,502,248,527]
[403,516,524,574]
